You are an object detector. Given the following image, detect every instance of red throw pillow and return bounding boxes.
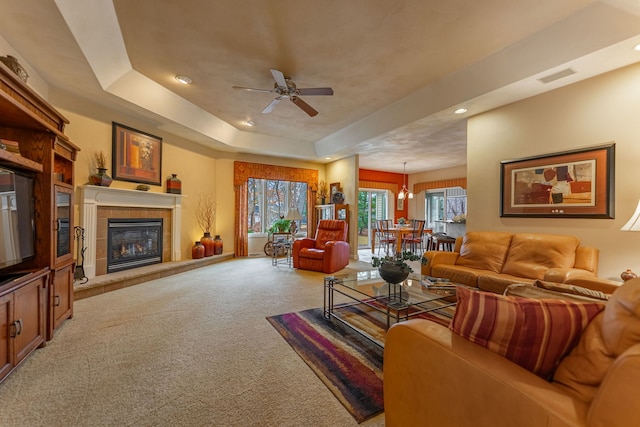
[450,286,604,379]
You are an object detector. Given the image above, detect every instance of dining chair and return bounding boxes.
[377,219,396,255]
[430,232,456,251]
[402,219,426,254]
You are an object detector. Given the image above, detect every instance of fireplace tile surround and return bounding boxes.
[80,185,183,279]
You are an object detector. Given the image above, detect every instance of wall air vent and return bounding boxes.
[538,68,576,84]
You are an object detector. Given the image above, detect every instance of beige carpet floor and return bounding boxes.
[0,256,385,427]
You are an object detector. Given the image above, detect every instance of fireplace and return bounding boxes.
[80,186,183,279]
[107,219,163,273]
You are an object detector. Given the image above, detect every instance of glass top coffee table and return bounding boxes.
[324,270,458,347]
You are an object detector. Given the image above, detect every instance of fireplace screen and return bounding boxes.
[107,218,163,273]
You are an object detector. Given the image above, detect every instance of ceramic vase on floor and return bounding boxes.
[192,241,205,259]
[213,235,223,255]
[200,232,215,257]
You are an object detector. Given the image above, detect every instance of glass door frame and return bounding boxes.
[358,188,391,249]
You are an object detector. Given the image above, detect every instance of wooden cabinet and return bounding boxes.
[0,269,47,383]
[49,264,73,337]
[315,204,335,222]
[315,204,349,223]
[0,60,78,380]
[313,204,350,241]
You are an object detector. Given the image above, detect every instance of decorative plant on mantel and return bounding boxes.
[94,150,108,170]
[196,194,216,235]
[89,150,112,187]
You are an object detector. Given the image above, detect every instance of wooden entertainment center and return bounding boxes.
[0,62,78,382]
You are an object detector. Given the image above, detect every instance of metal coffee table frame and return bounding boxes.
[323,271,457,347]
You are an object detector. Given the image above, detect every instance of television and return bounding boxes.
[0,167,35,271]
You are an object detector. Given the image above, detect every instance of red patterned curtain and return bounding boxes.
[233,161,319,256]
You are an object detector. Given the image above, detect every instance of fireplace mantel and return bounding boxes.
[80,185,183,279]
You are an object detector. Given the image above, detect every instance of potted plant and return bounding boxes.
[196,194,216,256]
[318,180,328,204]
[268,217,291,234]
[371,251,421,284]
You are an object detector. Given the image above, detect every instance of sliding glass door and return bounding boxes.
[357,190,389,249]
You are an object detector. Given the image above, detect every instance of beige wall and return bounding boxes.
[326,155,359,256]
[468,62,640,280]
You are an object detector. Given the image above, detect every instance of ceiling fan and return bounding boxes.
[232,69,333,117]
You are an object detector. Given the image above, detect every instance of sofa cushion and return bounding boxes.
[477,274,535,294]
[553,280,640,402]
[455,231,513,273]
[501,234,579,280]
[450,286,603,379]
[430,264,485,287]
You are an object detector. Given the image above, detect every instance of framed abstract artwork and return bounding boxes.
[500,143,614,218]
[112,122,162,185]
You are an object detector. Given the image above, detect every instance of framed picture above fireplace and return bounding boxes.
[112,122,162,185]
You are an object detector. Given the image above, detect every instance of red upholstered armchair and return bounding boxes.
[292,220,350,274]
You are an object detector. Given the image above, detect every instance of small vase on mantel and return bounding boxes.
[200,232,215,257]
[166,174,182,194]
[192,241,205,259]
[89,168,113,187]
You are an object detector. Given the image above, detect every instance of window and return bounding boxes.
[426,187,466,232]
[247,178,308,234]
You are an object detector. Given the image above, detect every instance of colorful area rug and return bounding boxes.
[266,303,454,423]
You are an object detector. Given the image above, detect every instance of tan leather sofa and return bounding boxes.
[383,279,640,427]
[421,231,607,294]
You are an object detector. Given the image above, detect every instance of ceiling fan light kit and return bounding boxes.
[233,69,333,117]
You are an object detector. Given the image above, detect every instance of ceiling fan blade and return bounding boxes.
[297,87,334,96]
[262,98,281,114]
[270,69,288,88]
[291,96,318,117]
[232,85,275,94]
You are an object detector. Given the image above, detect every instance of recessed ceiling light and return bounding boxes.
[325,157,331,160]
[243,120,255,127]
[634,43,640,52]
[454,108,467,114]
[175,75,192,85]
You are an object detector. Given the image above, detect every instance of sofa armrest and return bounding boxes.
[293,237,316,250]
[588,343,640,427]
[292,238,316,266]
[384,320,588,427]
[322,241,350,271]
[563,276,621,294]
[421,251,460,276]
[544,268,596,283]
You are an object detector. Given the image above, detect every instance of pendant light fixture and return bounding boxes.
[398,162,414,200]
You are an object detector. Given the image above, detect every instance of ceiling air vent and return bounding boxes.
[538,68,576,84]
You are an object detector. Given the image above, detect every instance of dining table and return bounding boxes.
[371,225,432,254]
